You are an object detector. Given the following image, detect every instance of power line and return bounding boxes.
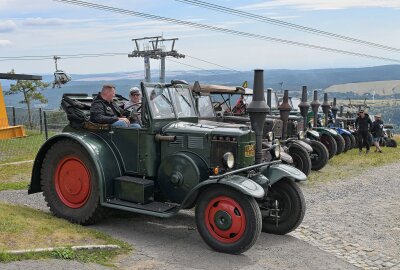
[0,52,127,61]
[184,54,240,72]
[166,58,218,74]
[175,0,400,53]
[0,51,239,73]
[52,0,400,64]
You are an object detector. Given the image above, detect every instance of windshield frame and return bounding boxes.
[143,83,198,120]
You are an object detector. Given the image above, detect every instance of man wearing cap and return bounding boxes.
[123,87,142,128]
[355,109,373,155]
[371,113,384,153]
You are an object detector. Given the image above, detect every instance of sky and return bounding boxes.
[0,0,399,74]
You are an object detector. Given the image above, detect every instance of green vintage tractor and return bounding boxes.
[29,70,307,254]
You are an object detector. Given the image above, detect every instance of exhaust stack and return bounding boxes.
[331,97,339,121]
[248,69,269,164]
[278,90,291,140]
[267,88,272,115]
[298,86,310,132]
[310,90,320,128]
[321,93,331,127]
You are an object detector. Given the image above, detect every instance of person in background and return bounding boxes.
[371,113,384,153]
[90,84,134,128]
[355,109,372,155]
[123,87,142,127]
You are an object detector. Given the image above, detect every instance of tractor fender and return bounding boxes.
[336,128,352,135]
[306,130,320,140]
[288,140,313,153]
[28,132,123,202]
[261,163,307,185]
[180,175,265,209]
[314,127,338,136]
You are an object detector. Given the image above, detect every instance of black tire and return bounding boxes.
[195,186,262,254]
[41,139,105,225]
[288,144,312,176]
[334,134,345,155]
[309,140,329,171]
[320,134,337,159]
[341,134,351,153]
[349,134,356,149]
[261,180,306,235]
[353,133,359,148]
[388,139,398,148]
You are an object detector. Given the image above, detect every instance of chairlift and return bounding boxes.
[52,56,71,88]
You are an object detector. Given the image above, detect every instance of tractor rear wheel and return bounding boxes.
[41,139,105,225]
[309,140,329,171]
[288,144,311,176]
[341,134,351,153]
[195,186,262,254]
[320,134,337,159]
[334,134,345,155]
[349,134,356,149]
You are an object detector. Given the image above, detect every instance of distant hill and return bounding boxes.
[325,80,400,96]
[2,64,400,109]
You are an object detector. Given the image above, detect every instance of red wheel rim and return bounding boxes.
[204,196,246,244]
[54,156,91,209]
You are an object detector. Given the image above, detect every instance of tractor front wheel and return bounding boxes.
[41,139,105,225]
[261,180,306,235]
[195,186,262,254]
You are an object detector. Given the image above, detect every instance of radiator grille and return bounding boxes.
[169,136,184,147]
[210,141,237,168]
[188,136,203,149]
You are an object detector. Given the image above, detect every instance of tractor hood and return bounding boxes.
[163,121,252,137]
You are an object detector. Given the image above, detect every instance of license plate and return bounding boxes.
[245,145,255,157]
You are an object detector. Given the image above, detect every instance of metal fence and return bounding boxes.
[0,106,68,165]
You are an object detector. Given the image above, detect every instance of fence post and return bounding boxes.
[12,106,16,126]
[43,111,48,140]
[39,108,43,134]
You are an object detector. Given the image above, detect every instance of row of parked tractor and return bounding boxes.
[191,81,397,177]
[29,69,396,255]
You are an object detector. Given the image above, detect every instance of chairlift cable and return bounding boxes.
[52,0,400,64]
[175,0,400,53]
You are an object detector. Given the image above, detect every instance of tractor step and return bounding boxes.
[114,175,154,204]
[105,199,179,217]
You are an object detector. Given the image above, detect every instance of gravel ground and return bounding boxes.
[1,162,399,269]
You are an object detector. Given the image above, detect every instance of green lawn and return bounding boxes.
[0,202,130,265]
[0,131,45,191]
[307,136,400,184]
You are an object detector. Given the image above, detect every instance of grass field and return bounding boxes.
[0,131,47,191]
[307,136,400,184]
[0,202,130,265]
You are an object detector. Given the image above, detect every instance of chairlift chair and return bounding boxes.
[52,56,71,88]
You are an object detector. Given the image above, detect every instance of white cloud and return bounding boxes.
[240,0,400,11]
[0,39,12,46]
[0,20,17,32]
[22,17,68,26]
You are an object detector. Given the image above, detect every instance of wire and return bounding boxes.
[184,54,240,72]
[0,52,127,61]
[175,0,400,53]
[166,58,218,73]
[52,0,400,64]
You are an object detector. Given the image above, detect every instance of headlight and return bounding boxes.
[273,139,281,159]
[298,130,305,140]
[223,152,235,169]
[267,131,274,141]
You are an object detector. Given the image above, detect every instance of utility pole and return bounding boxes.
[128,36,185,83]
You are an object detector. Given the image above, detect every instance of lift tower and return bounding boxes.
[128,36,185,83]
